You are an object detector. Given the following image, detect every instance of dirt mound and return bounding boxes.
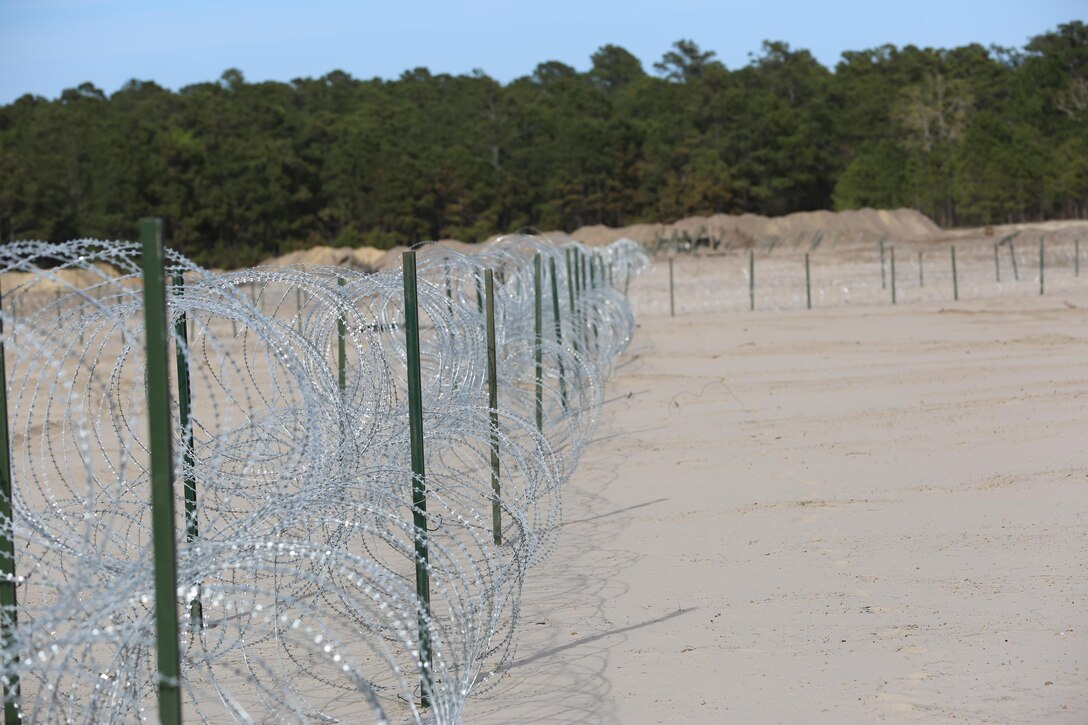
[261,245,386,271]
[259,209,946,270]
[374,239,484,270]
[1,262,126,295]
[569,208,941,249]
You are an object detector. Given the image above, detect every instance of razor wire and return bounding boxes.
[0,234,650,724]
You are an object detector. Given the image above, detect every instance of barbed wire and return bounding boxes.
[0,235,649,723]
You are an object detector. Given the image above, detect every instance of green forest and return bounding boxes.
[0,22,1085,269]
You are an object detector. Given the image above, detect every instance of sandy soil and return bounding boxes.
[567,207,942,248]
[9,218,1086,722]
[462,249,1088,722]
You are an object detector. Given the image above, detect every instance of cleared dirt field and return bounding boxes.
[463,233,1088,723]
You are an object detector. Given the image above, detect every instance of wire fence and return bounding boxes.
[633,237,1084,316]
[0,232,648,724]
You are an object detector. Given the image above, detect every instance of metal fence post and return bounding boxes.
[749,249,755,311]
[401,251,433,709]
[295,287,303,334]
[534,254,543,433]
[0,279,21,725]
[549,258,567,410]
[668,257,675,317]
[337,276,346,392]
[139,217,182,725]
[565,249,579,356]
[890,246,897,305]
[1039,237,1045,295]
[484,269,501,546]
[951,245,959,301]
[805,253,812,309]
[171,272,202,632]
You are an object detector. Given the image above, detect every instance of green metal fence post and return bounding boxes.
[533,254,543,433]
[805,253,812,309]
[749,249,755,311]
[337,276,346,392]
[918,251,924,288]
[1039,236,1045,295]
[1009,240,1019,281]
[0,279,21,725]
[401,251,433,709]
[79,292,85,348]
[994,242,1001,283]
[565,250,579,356]
[295,287,303,334]
[951,245,959,301]
[668,257,675,317]
[443,265,456,347]
[573,249,582,298]
[171,272,202,632]
[549,258,567,411]
[140,217,182,725]
[484,270,501,546]
[565,249,576,315]
[890,246,896,305]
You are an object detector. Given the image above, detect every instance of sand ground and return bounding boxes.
[463,267,1088,723]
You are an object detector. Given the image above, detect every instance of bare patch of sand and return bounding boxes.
[463,256,1088,723]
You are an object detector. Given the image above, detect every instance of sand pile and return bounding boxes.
[260,210,948,272]
[1,262,124,295]
[254,210,949,273]
[261,245,387,271]
[570,208,941,248]
[374,239,483,270]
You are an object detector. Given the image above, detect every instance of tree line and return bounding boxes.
[0,22,1084,269]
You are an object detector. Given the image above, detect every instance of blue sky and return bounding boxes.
[0,0,1082,103]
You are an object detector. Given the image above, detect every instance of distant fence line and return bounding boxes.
[639,234,1084,317]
